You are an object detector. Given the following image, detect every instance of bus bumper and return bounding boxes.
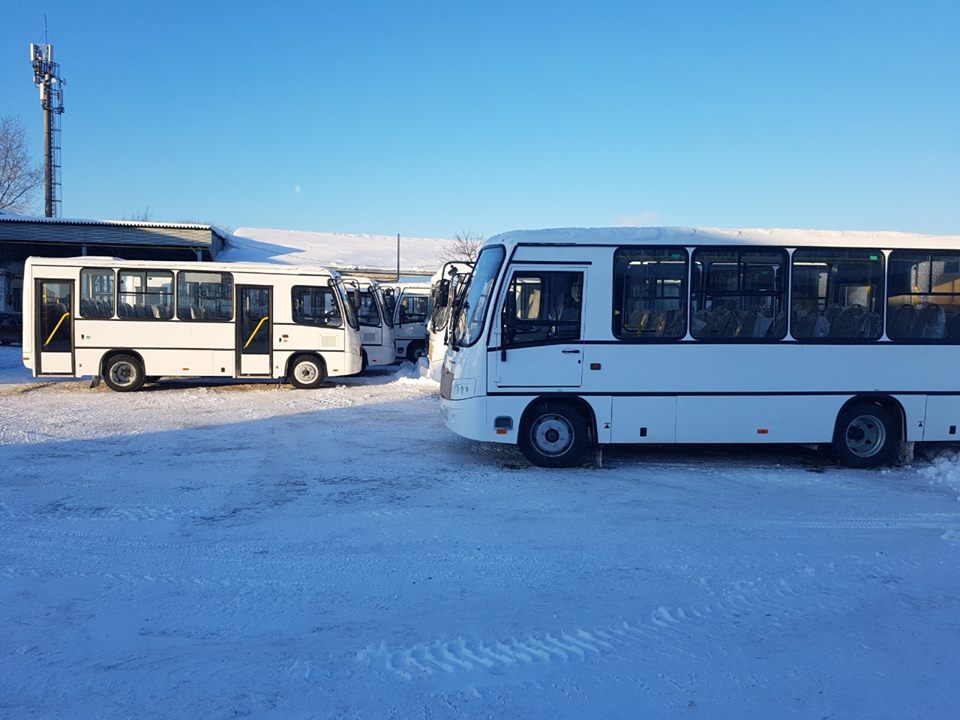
[441,395,503,443]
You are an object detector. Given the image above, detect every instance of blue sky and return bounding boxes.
[2,0,958,237]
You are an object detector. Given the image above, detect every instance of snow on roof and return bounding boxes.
[0,213,220,232]
[220,227,455,273]
[489,226,960,250]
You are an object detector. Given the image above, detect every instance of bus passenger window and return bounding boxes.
[177,272,233,321]
[80,268,116,318]
[691,249,787,341]
[791,249,884,341]
[887,251,960,342]
[118,270,173,320]
[503,272,582,347]
[292,286,342,327]
[613,247,687,340]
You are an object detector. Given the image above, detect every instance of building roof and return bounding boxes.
[0,215,226,255]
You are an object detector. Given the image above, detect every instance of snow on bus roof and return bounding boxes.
[24,255,341,277]
[489,226,960,250]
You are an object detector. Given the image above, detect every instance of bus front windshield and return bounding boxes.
[333,280,359,330]
[375,286,395,328]
[453,246,505,347]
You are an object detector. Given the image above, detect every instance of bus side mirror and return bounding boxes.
[436,280,450,307]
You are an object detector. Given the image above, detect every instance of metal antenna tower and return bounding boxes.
[30,38,65,217]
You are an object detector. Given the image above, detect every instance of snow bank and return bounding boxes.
[219,227,455,273]
[920,448,960,500]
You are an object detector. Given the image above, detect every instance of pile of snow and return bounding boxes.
[219,227,455,274]
[920,448,960,500]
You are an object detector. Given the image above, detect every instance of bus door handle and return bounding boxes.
[561,348,581,354]
[501,347,507,362]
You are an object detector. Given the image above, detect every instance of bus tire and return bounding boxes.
[102,354,145,392]
[289,354,326,389]
[519,400,591,468]
[832,401,900,468]
[360,350,369,373]
[405,342,425,363]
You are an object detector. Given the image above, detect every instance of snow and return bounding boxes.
[492,226,960,250]
[220,227,454,274]
[2,343,960,718]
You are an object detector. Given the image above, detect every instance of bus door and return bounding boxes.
[491,268,585,389]
[237,285,272,376]
[357,289,383,347]
[35,279,74,375]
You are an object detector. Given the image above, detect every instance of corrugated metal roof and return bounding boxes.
[0,215,226,252]
[0,214,217,232]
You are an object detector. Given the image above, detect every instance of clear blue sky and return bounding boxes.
[2,0,958,237]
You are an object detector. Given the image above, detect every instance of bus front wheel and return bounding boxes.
[519,400,591,468]
[832,402,899,468]
[289,354,326,389]
[102,354,145,392]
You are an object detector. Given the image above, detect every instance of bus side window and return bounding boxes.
[887,250,960,342]
[503,271,582,347]
[613,247,688,340]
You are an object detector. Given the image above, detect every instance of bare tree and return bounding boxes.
[440,229,484,263]
[0,117,43,213]
[123,206,152,222]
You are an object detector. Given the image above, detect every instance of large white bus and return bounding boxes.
[342,276,396,370]
[426,262,472,375]
[440,227,960,467]
[389,282,432,362]
[22,256,362,391]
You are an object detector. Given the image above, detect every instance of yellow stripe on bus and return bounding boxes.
[43,312,70,347]
[243,316,269,349]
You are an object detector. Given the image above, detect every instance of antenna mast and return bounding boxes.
[30,37,65,218]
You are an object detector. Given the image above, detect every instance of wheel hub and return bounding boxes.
[532,414,574,457]
[845,415,885,458]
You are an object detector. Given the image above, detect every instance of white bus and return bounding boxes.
[390,282,432,362]
[426,262,472,375]
[22,256,362,391]
[342,276,396,370]
[440,227,960,468]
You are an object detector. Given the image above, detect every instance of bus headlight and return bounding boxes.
[451,378,476,399]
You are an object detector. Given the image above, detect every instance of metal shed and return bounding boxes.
[0,214,227,312]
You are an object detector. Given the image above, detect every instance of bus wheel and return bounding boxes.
[360,350,369,373]
[103,354,145,392]
[289,354,326,389]
[519,400,590,468]
[833,402,899,468]
[406,342,425,363]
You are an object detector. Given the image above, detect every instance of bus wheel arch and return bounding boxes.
[518,395,596,468]
[101,351,146,392]
[287,353,327,389]
[832,395,904,468]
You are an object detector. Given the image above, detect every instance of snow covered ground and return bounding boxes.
[1,343,959,719]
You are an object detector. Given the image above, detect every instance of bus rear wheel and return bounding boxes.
[519,400,591,468]
[289,354,326,389]
[102,354,145,392]
[405,342,425,363]
[833,402,899,468]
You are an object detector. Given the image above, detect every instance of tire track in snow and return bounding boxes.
[352,567,887,682]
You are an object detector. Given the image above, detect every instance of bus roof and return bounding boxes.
[24,255,340,278]
[487,226,960,251]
